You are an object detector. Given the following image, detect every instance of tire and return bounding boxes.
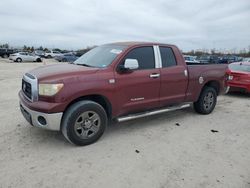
[193,86,217,114]
[16,58,22,63]
[47,55,52,58]
[36,58,42,62]
[62,58,67,62]
[3,54,8,58]
[61,100,107,146]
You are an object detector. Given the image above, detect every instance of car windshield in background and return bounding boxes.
[74,45,126,68]
[229,64,250,72]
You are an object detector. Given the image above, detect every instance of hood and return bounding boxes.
[29,63,99,82]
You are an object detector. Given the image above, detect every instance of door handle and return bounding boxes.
[184,69,188,77]
[149,73,160,78]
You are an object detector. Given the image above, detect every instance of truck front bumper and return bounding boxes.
[20,101,63,131]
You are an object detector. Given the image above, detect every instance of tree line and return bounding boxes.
[1,43,250,57]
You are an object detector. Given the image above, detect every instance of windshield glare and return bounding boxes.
[229,64,250,72]
[74,45,125,68]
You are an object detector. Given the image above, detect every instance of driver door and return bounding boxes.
[114,46,160,116]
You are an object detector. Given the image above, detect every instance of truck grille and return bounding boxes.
[22,79,32,100]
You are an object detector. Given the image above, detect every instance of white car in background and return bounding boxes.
[44,50,63,58]
[9,52,42,62]
[183,55,200,64]
[243,57,250,62]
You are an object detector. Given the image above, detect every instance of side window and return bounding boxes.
[123,47,155,70]
[159,47,177,68]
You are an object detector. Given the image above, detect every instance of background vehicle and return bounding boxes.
[220,55,242,64]
[9,52,42,62]
[44,50,62,58]
[197,55,220,64]
[183,55,199,63]
[19,42,227,146]
[54,53,78,62]
[0,48,15,58]
[243,57,250,62]
[226,62,250,93]
[34,50,45,58]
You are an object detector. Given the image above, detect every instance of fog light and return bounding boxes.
[38,116,47,126]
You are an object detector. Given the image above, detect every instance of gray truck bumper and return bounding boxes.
[20,101,63,131]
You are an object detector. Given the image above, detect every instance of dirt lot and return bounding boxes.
[0,58,250,188]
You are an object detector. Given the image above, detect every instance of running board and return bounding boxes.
[117,103,191,122]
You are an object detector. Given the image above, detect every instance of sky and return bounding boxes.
[0,0,249,51]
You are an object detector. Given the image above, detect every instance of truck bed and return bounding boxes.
[185,63,228,102]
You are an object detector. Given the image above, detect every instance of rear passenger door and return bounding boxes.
[115,46,161,116]
[159,46,188,106]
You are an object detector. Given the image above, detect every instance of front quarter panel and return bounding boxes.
[48,69,116,114]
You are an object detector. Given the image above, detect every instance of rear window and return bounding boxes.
[229,64,250,72]
[159,47,177,67]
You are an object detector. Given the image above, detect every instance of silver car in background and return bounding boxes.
[184,55,200,64]
[9,52,42,62]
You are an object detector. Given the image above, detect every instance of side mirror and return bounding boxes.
[124,59,139,69]
[118,59,139,73]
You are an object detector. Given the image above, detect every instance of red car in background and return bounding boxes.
[226,62,250,93]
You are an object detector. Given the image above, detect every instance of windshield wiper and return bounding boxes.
[75,63,94,67]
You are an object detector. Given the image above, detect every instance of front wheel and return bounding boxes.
[36,58,42,62]
[62,58,67,62]
[194,86,217,114]
[16,58,22,63]
[61,101,107,146]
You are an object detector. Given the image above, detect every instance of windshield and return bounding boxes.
[229,64,250,72]
[74,45,126,68]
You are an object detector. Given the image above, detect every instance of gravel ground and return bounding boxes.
[0,58,250,188]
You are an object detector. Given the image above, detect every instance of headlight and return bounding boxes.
[228,75,233,80]
[39,83,64,96]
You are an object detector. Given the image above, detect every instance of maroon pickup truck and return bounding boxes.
[19,42,227,145]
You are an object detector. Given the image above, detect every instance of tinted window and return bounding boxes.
[123,47,155,70]
[160,47,177,67]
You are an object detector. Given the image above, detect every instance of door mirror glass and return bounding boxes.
[124,59,139,70]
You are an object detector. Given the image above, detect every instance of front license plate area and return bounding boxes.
[20,104,33,125]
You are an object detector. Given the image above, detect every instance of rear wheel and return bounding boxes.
[194,86,217,114]
[61,100,107,146]
[3,54,8,58]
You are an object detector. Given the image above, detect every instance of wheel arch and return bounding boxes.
[16,57,22,62]
[203,80,220,95]
[64,94,112,120]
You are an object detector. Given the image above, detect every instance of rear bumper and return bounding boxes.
[227,82,250,92]
[20,100,63,131]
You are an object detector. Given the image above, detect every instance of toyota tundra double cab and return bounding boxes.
[19,42,227,146]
